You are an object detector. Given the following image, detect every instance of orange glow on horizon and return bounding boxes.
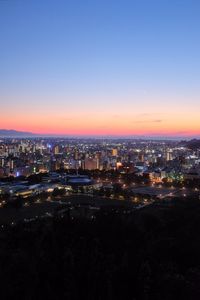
[1,102,200,137]
[1,126,199,137]
[1,121,200,136]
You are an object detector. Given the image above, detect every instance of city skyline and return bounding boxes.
[1,0,200,137]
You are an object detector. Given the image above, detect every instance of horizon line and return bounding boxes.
[0,129,200,140]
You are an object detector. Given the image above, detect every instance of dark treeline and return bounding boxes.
[0,198,200,299]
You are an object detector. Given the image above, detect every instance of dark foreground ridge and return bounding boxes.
[0,197,200,299]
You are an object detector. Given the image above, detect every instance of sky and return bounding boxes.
[1,0,200,137]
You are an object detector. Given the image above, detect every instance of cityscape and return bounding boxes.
[0,138,200,201]
[0,136,200,225]
[1,0,200,299]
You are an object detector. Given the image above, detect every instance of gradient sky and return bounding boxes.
[1,0,200,136]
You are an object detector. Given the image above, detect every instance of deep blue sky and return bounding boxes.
[1,0,200,136]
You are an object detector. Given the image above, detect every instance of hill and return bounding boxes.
[0,129,34,137]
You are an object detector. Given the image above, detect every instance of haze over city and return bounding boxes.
[1,0,200,137]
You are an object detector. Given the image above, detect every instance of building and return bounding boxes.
[112,148,118,156]
[84,158,98,170]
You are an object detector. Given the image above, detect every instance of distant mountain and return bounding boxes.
[178,138,200,149]
[184,139,200,150]
[0,129,34,137]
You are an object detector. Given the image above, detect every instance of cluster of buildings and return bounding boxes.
[0,173,98,199]
[0,138,200,183]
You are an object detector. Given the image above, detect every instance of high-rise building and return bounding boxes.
[54,145,59,155]
[138,153,144,162]
[0,158,5,168]
[112,148,118,156]
[84,158,98,170]
[166,150,173,161]
[74,149,79,160]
